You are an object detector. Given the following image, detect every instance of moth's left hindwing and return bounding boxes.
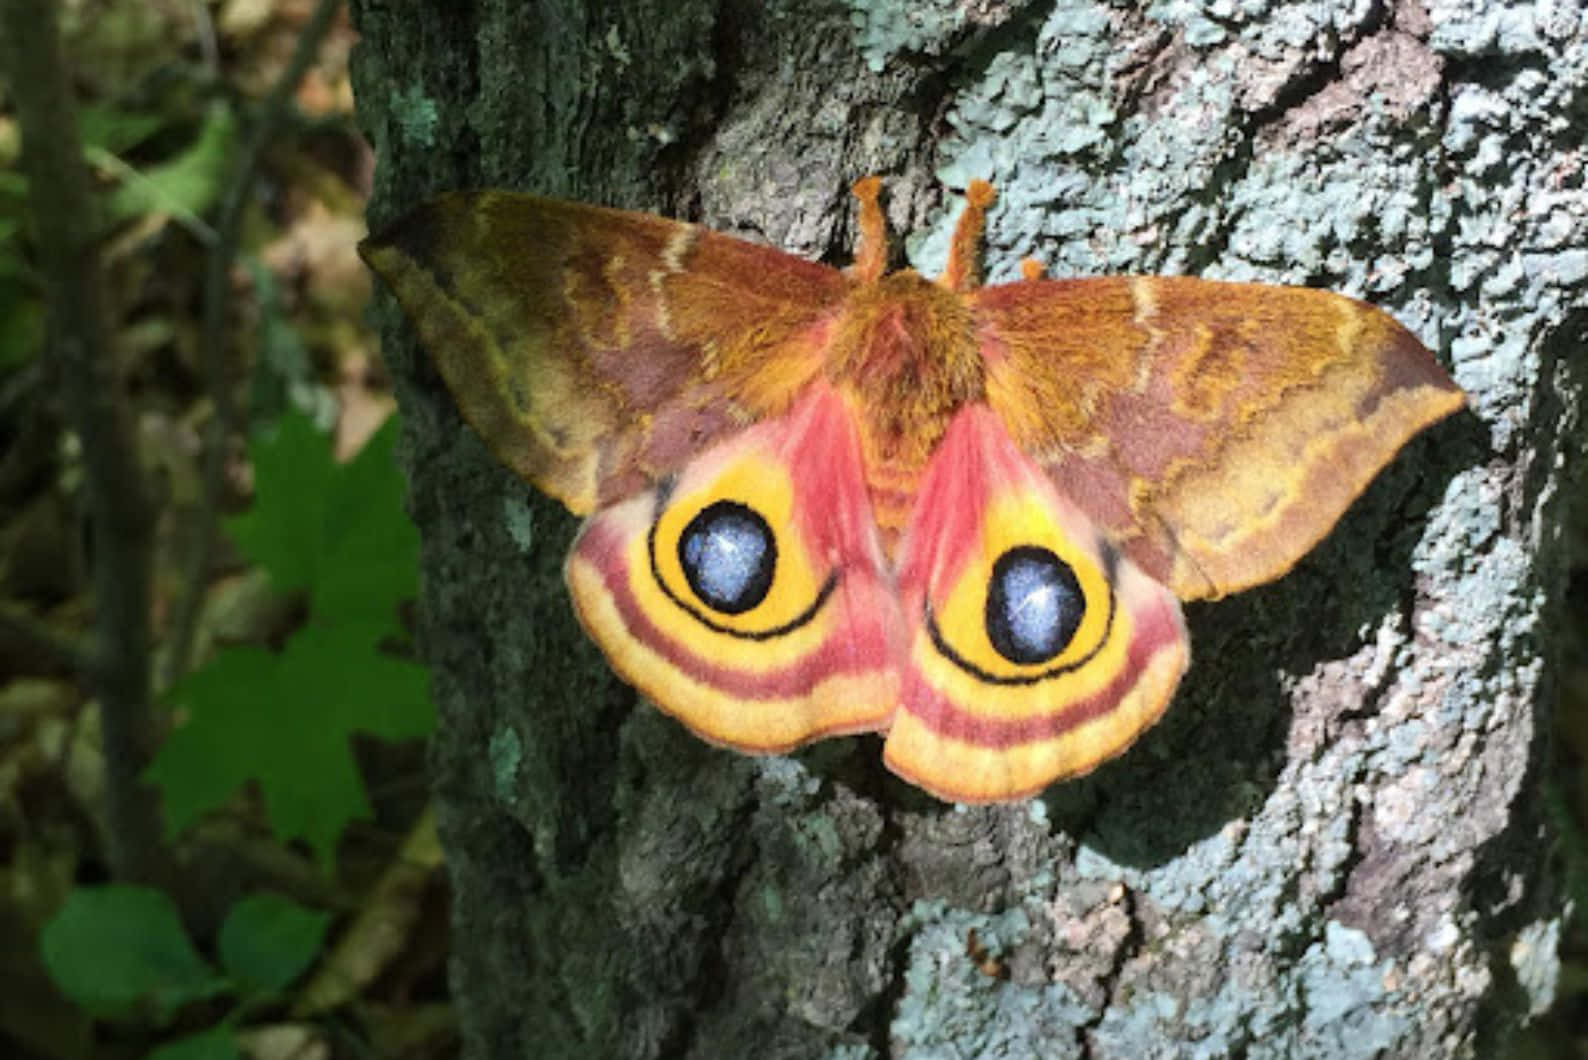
[565,384,901,751]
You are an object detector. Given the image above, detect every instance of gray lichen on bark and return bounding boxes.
[351,0,1584,1055]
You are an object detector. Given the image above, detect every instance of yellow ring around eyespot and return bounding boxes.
[648,454,829,638]
[625,524,842,671]
[930,492,1115,682]
[620,522,841,673]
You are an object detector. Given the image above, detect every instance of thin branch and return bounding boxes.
[82,144,220,244]
[189,0,220,75]
[0,0,163,883]
[162,0,345,691]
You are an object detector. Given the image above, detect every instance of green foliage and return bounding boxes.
[104,103,236,226]
[147,410,430,863]
[218,892,332,994]
[76,101,167,155]
[0,272,44,374]
[148,1027,241,1060]
[0,90,232,377]
[149,627,430,861]
[43,886,328,1060]
[226,408,418,621]
[41,886,227,1021]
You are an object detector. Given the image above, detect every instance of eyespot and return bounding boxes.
[646,454,837,640]
[985,546,1084,665]
[921,521,1111,686]
[678,500,776,615]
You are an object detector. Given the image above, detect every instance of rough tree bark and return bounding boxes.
[350,1,1583,1056]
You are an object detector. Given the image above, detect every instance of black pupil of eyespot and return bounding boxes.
[985,546,1084,665]
[678,501,776,615]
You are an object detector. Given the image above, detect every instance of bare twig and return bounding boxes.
[82,144,220,244]
[189,0,220,75]
[162,0,345,691]
[0,0,162,883]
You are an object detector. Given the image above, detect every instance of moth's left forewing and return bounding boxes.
[884,405,1189,803]
[973,277,1465,600]
[360,191,847,515]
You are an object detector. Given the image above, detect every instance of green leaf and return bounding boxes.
[147,623,431,862]
[77,102,165,154]
[0,218,22,266]
[41,886,227,1020]
[0,170,29,206]
[317,417,419,622]
[226,410,418,627]
[105,104,235,224]
[149,407,428,862]
[218,893,331,995]
[224,410,333,597]
[148,1026,241,1060]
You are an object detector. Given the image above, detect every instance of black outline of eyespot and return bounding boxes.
[677,500,778,615]
[924,541,1118,687]
[646,501,838,641]
[984,545,1085,665]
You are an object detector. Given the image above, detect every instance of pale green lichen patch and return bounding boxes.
[892,901,1095,1056]
[1511,918,1563,1017]
[501,494,536,552]
[488,726,522,800]
[841,0,968,73]
[1293,923,1410,1054]
[822,1045,878,1060]
[390,85,440,148]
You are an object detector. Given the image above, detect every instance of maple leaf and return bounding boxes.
[147,410,430,862]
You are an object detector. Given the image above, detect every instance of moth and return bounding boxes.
[360,177,1464,803]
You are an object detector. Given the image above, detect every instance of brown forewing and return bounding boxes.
[973,276,1466,600]
[360,191,849,514]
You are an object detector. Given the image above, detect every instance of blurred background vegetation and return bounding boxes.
[1,2,449,1057]
[0,1,1583,1058]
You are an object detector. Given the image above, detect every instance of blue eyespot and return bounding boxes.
[985,546,1083,665]
[679,501,776,615]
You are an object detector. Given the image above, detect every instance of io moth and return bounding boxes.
[360,177,1464,804]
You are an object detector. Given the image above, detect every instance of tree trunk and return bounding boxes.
[350,1,1581,1056]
